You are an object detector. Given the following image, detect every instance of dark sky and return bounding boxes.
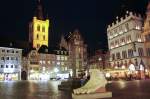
[0,0,148,51]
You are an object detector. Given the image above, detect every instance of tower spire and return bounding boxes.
[35,0,44,20]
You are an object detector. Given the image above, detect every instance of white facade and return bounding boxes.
[107,11,147,70]
[0,47,22,81]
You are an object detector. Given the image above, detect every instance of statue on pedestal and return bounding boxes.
[72,69,112,99]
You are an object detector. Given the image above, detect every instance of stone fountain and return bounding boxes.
[72,69,112,99]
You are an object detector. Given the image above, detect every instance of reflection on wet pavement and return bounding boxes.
[0,81,72,99]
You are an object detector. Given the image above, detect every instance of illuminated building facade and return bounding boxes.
[24,45,70,80]
[0,46,22,81]
[107,11,147,79]
[67,29,87,77]
[29,0,49,49]
[143,2,150,69]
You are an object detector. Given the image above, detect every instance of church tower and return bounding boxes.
[29,0,49,49]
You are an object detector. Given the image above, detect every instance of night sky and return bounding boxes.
[0,0,148,51]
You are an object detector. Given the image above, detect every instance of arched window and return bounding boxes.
[37,25,40,31]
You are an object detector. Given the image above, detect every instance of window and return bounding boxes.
[146,48,150,56]
[37,25,40,31]
[6,57,9,60]
[16,57,18,61]
[138,48,144,56]
[16,51,18,53]
[11,57,14,60]
[128,49,134,58]
[37,34,39,40]
[61,62,64,65]
[11,65,13,68]
[2,50,5,52]
[15,65,18,68]
[125,23,129,31]
[112,54,115,60]
[126,35,131,43]
[122,51,127,59]
[116,52,121,59]
[7,50,9,53]
[57,62,60,65]
[57,51,59,54]
[6,65,8,68]
[12,50,14,53]
[145,34,150,42]
[43,35,45,40]
[1,65,4,68]
[119,26,123,34]
[1,57,4,60]
[42,26,45,32]
[61,56,64,60]
[120,37,125,45]
[57,56,60,60]
[65,56,67,60]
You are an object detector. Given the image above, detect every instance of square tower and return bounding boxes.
[29,0,49,49]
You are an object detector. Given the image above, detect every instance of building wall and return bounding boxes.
[29,17,49,49]
[107,12,147,69]
[0,47,22,80]
[143,2,150,68]
[68,30,87,77]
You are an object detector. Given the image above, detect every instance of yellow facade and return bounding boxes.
[31,17,49,49]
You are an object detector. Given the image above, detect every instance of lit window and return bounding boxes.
[61,62,64,65]
[39,61,42,64]
[61,56,64,60]
[57,62,60,65]
[48,61,50,64]
[57,56,60,60]
[43,61,45,64]
[65,56,67,60]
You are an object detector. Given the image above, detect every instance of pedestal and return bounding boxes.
[72,92,112,99]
